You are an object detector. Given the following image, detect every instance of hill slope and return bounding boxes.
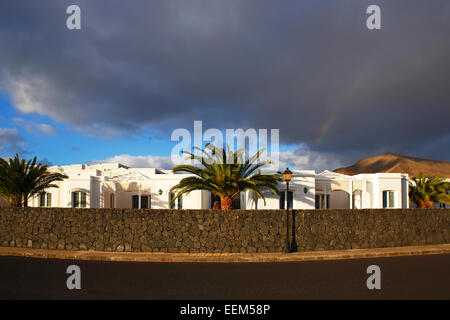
[333,152,450,178]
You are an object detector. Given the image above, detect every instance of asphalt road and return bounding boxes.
[0,254,449,299]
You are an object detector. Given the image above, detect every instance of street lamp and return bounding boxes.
[282,168,292,253]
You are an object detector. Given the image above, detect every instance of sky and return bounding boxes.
[0,0,449,171]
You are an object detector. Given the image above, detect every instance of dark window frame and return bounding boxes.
[279,191,293,209]
[382,190,395,208]
[132,194,151,209]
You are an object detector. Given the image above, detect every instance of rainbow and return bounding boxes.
[316,104,341,145]
[316,75,361,145]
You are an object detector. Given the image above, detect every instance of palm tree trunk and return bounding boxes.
[221,197,233,210]
[417,200,426,208]
[417,199,434,208]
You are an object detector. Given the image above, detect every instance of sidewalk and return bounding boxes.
[0,243,449,263]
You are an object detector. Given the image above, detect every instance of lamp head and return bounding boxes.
[283,168,292,182]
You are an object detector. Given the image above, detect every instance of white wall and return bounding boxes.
[244,171,316,210]
[352,173,408,209]
[377,176,404,208]
[149,175,203,209]
[25,164,409,210]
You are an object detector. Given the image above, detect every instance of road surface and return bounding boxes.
[0,254,449,299]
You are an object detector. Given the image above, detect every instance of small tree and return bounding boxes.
[170,144,282,210]
[0,154,67,207]
[409,173,450,208]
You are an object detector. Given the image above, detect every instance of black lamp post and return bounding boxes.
[282,168,292,253]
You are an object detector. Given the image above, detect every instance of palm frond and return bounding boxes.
[0,154,67,207]
[170,144,280,209]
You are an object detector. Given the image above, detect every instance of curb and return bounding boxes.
[0,244,449,263]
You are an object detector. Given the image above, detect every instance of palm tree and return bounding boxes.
[169,144,282,210]
[0,154,68,207]
[409,173,450,208]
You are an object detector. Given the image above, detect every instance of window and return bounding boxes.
[170,193,175,209]
[232,194,240,209]
[382,191,395,208]
[39,192,52,207]
[46,193,52,207]
[315,194,330,209]
[141,196,149,209]
[169,192,182,209]
[210,194,221,209]
[132,195,150,209]
[279,191,293,209]
[132,195,139,208]
[110,194,114,208]
[439,189,449,208]
[39,193,45,207]
[72,191,87,208]
[177,195,183,209]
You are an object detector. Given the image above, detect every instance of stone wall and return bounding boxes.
[0,208,448,253]
[294,209,450,251]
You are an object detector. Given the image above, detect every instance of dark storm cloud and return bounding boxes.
[0,0,449,163]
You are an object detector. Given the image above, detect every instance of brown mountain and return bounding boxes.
[333,152,450,178]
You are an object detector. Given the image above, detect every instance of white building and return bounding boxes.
[26,163,410,210]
